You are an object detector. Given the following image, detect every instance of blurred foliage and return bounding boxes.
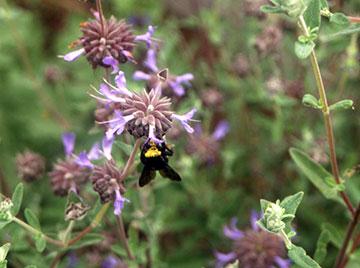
[0,0,359,267]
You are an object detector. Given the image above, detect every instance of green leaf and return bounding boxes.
[322,25,360,41]
[321,223,342,248]
[0,243,10,261]
[0,220,12,230]
[314,228,330,263]
[319,0,328,9]
[25,265,37,268]
[289,245,321,268]
[35,234,46,253]
[10,183,24,216]
[329,99,354,111]
[295,41,315,59]
[260,199,272,213]
[24,209,41,230]
[330,13,350,26]
[302,94,322,109]
[289,148,342,204]
[304,0,321,30]
[260,5,283,14]
[0,260,7,268]
[280,192,304,216]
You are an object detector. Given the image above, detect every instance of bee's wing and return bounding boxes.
[159,164,181,182]
[139,166,156,187]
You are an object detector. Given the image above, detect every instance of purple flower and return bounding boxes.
[135,25,155,48]
[212,121,230,141]
[223,218,244,240]
[62,132,75,157]
[102,110,134,139]
[215,212,291,268]
[101,256,118,268]
[75,142,101,169]
[168,73,194,96]
[250,210,261,231]
[171,108,197,133]
[102,136,114,160]
[60,48,85,62]
[102,56,119,74]
[144,48,158,72]
[214,251,237,268]
[113,189,129,215]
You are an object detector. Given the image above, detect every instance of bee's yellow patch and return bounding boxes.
[145,147,161,158]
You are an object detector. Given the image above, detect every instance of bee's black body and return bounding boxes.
[139,140,181,187]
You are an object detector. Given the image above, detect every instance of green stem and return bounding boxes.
[116,215,135,260]
[280,229,292,249]
[298,15,355,217]
[63,220,75,246]
[120,139,142,182]
[12,217,64,247]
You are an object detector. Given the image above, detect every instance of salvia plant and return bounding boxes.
[0,0,359,267]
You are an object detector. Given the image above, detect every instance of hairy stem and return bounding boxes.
[298,16,355,217]
[12,217,64,247]
[335,203,360,268]
[120,139,142,182]
[67,202,110,246]
[116,215,135,260]
[348,16,360,23]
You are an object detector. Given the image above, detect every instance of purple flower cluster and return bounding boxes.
[215,212,291,268]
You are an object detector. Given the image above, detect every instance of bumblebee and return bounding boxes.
[139,140,181,187]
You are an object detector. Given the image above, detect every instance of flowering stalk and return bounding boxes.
[12,217,64,247]
[298,15,355,217]
[116,215,135,260]
[335,203,360,268]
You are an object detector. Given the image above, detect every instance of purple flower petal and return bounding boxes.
[148,125,163,143]
[102,136,114,160]
[133,70,151,81]
[250,210,261,231]
[214,251,237,268]
[168,80,185,96]
[104,111,134,139]
[212,121,230,141]
[62,132,75,156]
[171,108,197,133]
[121,50,136,63]
[144,48,158,72]
[114,190,129,215]
[114,72,133,97]
[274,256,291,268]
[101,256,118,268]
[135,25,155,48]
[176,73,194,84]
[223,217,244,240]
[103,56,119,74]
[99,83,125,103]
[75,151,93,169]
[88,143,101,160]
[62,48,85,62]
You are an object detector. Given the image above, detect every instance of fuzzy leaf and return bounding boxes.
[319,0,328,9]
[260,5,283,14]
[302,94,322,109]
[329,99,354,111]
[0,220,12,230]
[24,209,41,230]
[314,228,330,263]
[35,234,46,253]
[280,192,304,216]
[330,13,350,26]
[295,41,315,59]
[10,183,24,216]
[304,0,321,30]
[289,148,342,204]
[0,243,10,261]
[289,245,321,268]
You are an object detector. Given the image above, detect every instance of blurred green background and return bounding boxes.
[0,0,359,267]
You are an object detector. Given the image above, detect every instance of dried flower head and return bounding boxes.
[200,88,224,108]
[186,121,229,165]
[232,54,250,78]
[16,150,45,182]
[215,212,290,268]
[255,26,283,55]
[93,70,196,147]
[61,12,135,70]
[91,160,128,215]
[49,159,91,197]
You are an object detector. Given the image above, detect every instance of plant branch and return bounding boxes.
[12,217,64,247]
[298,16,355,217]
[116,215,135,260]
[348,16,360,23]
[334,203,360,268]
[67,202,110,246]
[119,139,142,182]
